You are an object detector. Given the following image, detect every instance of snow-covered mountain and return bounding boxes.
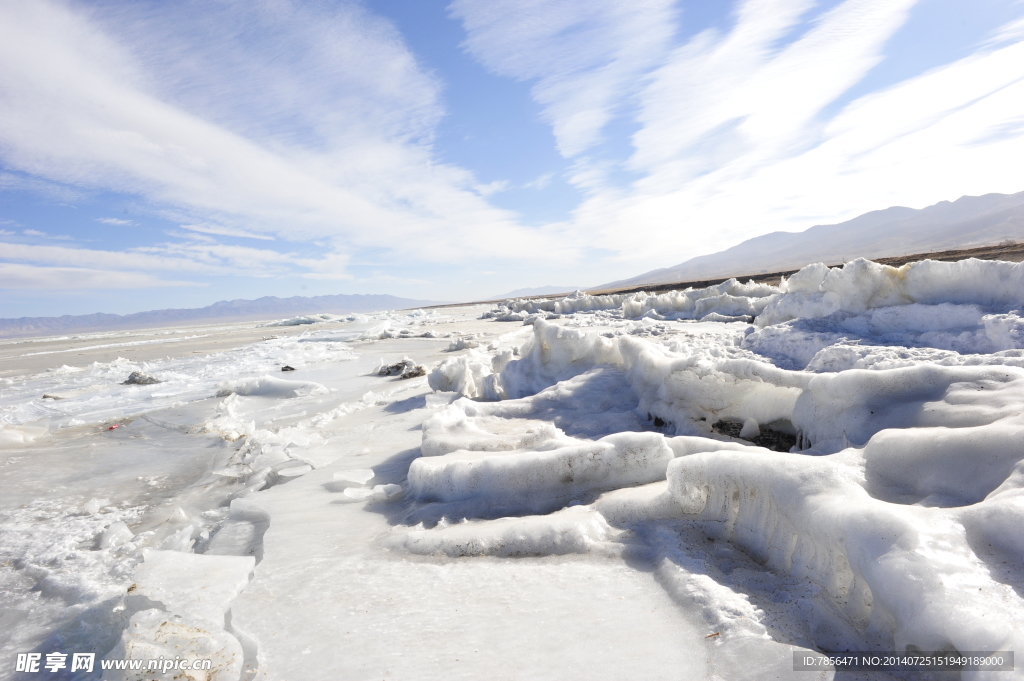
[0,293,446,337]
[600,190,1024,290]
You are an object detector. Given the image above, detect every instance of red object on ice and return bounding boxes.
[107,424,119,430]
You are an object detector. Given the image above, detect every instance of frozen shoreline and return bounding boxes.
[2,258,1024,680]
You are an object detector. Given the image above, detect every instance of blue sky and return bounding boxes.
[1,0,1024,317]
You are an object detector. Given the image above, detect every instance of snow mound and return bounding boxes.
[216,375,329,398]
[445,336,481,351]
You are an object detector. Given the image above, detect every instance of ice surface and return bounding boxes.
[5,263,1024,679]
[332,468,375,484]
[126,550,254,628]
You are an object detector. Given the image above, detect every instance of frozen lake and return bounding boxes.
[3,257,1024,680]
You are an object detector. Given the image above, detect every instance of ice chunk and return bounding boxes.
[408,431,676,514]
[664,450,1024,654]
[100,521,134,548]
[759,257,1024,328]
[83,497,111,514]
[262,313,345,326]
[500,319,624,399]
[205,499,271,562]
[103,608,243,681]
[277,464,312,478]
[445,336,480,351]
[428,351,504,399]
[216,375,329,398]
[863,424,1024,505]
[0,425,46,447]
[421,408,568,457]
[339,484,402,503]
[492,278,778,321]
[397,506,616,557]
[127,550,255,627]
[374,483,402,500]
[332,469,375,485]
[793,363,1024,452]
[739,418,760,439]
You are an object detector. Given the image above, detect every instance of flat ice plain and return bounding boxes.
[2,256,1024,681]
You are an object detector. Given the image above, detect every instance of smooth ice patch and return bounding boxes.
[127,550,255,628]
[332,468,375,485]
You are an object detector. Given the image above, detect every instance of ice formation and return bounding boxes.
[418,258,1024,675]
[3,259,1024,679]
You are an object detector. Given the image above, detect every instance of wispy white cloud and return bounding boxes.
[180,224,274,241]
[984,14,1024,47]
[163,230,216,244]
[298,252,353,281]
[0,263,199,290]
[0,240,301,278]
[136,240,302,274]
[2,241,222,274]
[0,0,566,269]
[474,180,511,197]
[450,0,679,158]
[476,174,553,195]
[465,0,1024,270]
[96,217,134,226]
[4,226,352,283]
[523,172,554,190]
[0,172,85,203]
[628,0,917,180]
[22,229,74,241]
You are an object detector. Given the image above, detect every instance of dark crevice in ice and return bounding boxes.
[712,419,798,452]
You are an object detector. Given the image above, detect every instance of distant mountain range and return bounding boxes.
[0,293,446,338]
[599,190,1024,290]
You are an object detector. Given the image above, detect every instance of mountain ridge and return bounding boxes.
[0,293,447,338]
[600,191,1024,289]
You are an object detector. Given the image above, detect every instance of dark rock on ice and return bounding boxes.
[400,365,426,379]
[122,371,161,385]
[281,365,296,371]
[377,358,426,380]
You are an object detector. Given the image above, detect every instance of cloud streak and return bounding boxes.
[0,0,566,277]
[453,0,1024,270]
[451,0,679,158]
[0,263,198,290]
[180,224,274,241]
